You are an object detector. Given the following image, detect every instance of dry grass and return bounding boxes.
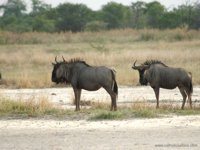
[0,96,64,117]
[0,96,200,119]
[88,101,200,120]
[0,28,200,88]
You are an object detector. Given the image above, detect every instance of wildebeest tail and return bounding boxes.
[188,72,193,94]
[111,69,118,96]
[190,81,193,94]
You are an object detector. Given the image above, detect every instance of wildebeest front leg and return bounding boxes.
[153,87,160,109]
[73,88,81,111]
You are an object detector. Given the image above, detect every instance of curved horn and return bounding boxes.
[62,56,66,62]
[133,60,137,67]
[132,60,140,70]
[55,56,58,63]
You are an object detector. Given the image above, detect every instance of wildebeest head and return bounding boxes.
[51,56,69,84]
[132,60,150,85]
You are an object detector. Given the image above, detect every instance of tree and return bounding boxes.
[0,15,32,32]
[130,1,147,28]
[191,2,200,29]
[29,0,55,32]
[159,11,182,29]
[31,0,51,14]
[0,0,26,17]
[53,3,93,32]
[101,2,130,29]
[0,1,199,32]
[31,15,55,32]
[145,1,165,28]
[173,1,200,29]
[0,0,30,32]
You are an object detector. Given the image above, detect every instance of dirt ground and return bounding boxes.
[0,86,200,150]
[0,116,199,150]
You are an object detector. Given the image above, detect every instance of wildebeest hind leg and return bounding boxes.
[111,95,117,111]
[185,89,192,109]
[105,88,117,111]
[178,87,187,109]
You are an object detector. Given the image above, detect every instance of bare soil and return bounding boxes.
[0,116,199,150]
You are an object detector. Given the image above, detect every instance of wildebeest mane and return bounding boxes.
[66,58,90,67]
[143,60,168,67]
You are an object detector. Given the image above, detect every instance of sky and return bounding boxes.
[42,0,198,10]
[0,0,199,10]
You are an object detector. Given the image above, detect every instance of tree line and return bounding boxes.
[0,0,199,32]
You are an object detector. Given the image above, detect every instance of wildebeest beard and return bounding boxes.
[57,78,66,84]
[139,71,148,85]
[52,71,70,84]
[52,76,68,84]
[140,77,148,85]
[51,71,66,84]
[52,69,68,84]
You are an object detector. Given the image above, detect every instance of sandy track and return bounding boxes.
[0,116,200,150]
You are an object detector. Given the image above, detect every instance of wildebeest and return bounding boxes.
[132,60,193,109]
[51,57,118,111]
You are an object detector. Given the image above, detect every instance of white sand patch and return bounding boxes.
[1,86,200,105]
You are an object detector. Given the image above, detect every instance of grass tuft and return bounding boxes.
[89,110,124,120]
[0,97,65,117]
[132,108,159,118]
